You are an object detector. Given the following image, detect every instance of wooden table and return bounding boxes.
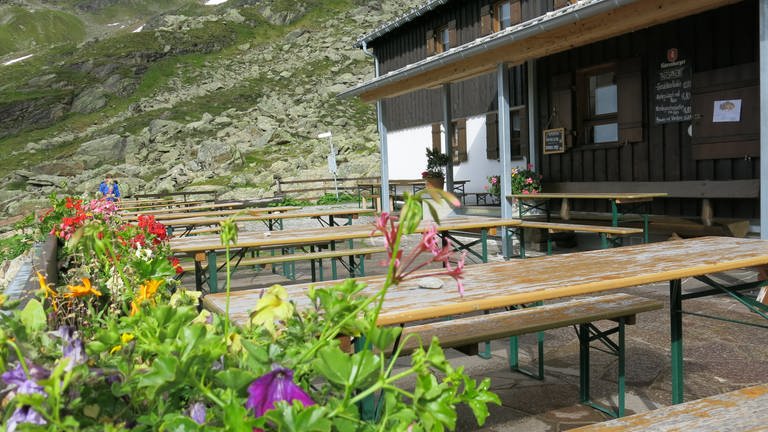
[572,383,768,431]
[121,206,300,221]
[511,192,668,243]
[205,236,768,405]
[118,200,208,212]
[358,179,470,209]
[175,216,523,292]
[162,208,375,235]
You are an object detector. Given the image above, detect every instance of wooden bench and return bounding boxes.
[393,293,663,418]
[571,382,768,430]
[185,246,386,292]
[514,220,645,257]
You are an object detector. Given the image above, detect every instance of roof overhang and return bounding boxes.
[342,0,742,103]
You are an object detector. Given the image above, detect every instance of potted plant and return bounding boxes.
[511,163,543,195]
[421,148,451,189]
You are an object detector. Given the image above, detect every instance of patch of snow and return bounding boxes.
[2,54,33,66]
[107,22,121,26]
[205,0,228,5]
[132,25,144,33]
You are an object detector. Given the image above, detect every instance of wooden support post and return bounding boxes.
[560,198,571,221]
[701,198,713,227]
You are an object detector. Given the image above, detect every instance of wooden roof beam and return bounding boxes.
[358,0,742,103]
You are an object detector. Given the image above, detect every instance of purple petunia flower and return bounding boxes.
[245,365,315,418]
[188,402,206,425]
[16,379,46,396]
[1,363,50,387]
[62,339,87,371]
[7,406,46,432]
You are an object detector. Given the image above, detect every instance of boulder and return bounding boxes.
[70,86,107,114]
[75,135,126,169]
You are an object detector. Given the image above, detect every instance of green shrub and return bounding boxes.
[269,195,312,207]
[316,192,356,205]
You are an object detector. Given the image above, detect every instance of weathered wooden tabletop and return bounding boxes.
[171,215,522,253]
[203,236,768,327]
[511,192,668,200]
[160,208,376,228]
[571,383,768,431]
[121,205,300,220]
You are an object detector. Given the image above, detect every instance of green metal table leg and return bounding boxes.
[643,214,649,243]
[611,199,619,227]
[519,229,526,259]
[579,324,590,404]
[618,318,626,417]
[600,233,608,249]
[207,251,218,294]
[670,279,684,404]
[330,241,337,280]
[481,228,488,263]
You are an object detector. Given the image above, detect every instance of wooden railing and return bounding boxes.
[272,175,380,201]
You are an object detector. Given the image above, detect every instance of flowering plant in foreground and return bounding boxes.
[0,190,499,430]
[486,175,501,197]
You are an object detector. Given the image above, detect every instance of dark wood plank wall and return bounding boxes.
[376,0,533,131]
[537,0,758,218]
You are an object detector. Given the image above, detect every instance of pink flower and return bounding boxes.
[527,163,534,170]
[491,177,497,184]
[522,190,530,194]
[525,178,533,184]
[483,185,489,191]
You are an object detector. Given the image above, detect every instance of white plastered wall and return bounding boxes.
[387,116,528,194]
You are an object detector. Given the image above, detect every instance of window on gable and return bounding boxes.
[491,1,521,33]
[426,20,457,56]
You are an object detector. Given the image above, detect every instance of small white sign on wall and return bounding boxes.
[712,99,742,123]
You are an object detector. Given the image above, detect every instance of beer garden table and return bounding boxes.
[511,192,668,243]
[173,216,523,292]
[163,208,376,236]
[204,236,768,405]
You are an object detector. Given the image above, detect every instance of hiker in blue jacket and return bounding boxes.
[99,174,121,202]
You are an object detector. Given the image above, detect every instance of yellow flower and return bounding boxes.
[130,279,163,316]
[110,333,135,354]
[65,278,102,298]
[249,285,294,338]
[138,279,162,303]
[37,271,59,311]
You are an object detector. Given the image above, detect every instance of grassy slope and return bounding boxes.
[0,7,86,56]
[0,0,375,183]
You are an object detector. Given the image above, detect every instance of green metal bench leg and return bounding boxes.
[509,332,545,380]
[670,279,684,404]
[479,310,492,359]
[318,258,325,281]
[600,233,608,249]
[207,251,218,294]
[519,229,527,259]
[508,301,545,379]
[481,228,488,262]
[354,336,376,420]
[578,320,627,418]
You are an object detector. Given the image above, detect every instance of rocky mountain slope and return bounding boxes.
[0,0,419,216]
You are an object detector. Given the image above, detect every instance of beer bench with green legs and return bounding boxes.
[186,246,386,293]
[387,294,662,418]
[510,221,645,258]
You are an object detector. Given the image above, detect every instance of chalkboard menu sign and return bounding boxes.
[542,128,565,154]
[654,54,692,124]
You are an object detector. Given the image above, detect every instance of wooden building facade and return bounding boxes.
[345,0,762,223]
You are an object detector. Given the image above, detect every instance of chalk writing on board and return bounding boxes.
[542,128,565,155]
[654,58,692,124]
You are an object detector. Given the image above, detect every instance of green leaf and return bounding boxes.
[313,345,353,387]
[313,346,380,389]
[215,369,259,393]
[367,326,402,352]
[159,414,204,432]
[138,356,179,392]
[19,299,46,334]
